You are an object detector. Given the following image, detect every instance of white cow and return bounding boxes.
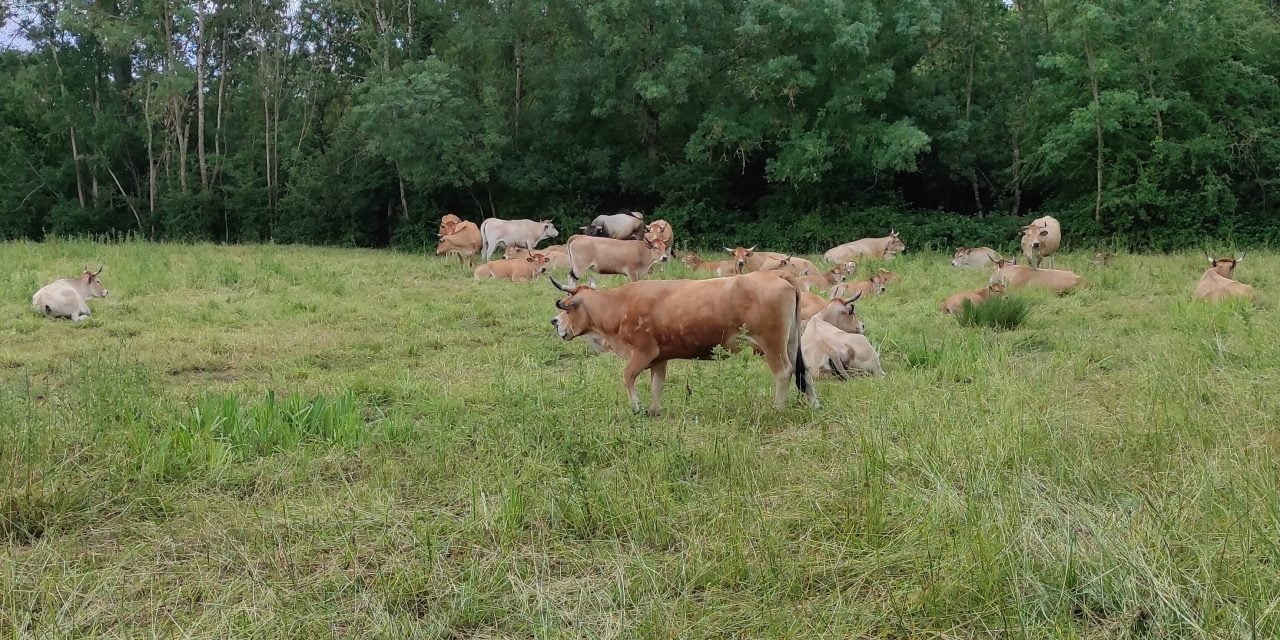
[801,314,884,379]
[480,218,560,259]
[32,266,110,321]
[584,211,645,240]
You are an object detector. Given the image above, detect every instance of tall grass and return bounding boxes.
[1,240,1277,637]
[956,295,1031,329]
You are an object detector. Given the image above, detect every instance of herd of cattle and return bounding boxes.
[28,211,1257,413]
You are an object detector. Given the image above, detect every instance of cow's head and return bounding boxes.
[876,268,899,283]
[549,277,597,340]
[821,292,865,334]
[1207,253,1243,278]
[580,224,605,237]
[989,257,1016,284]
[646,220,669,236]
[540,220,560,241]
[528,252,550,275]
[868,274,887,295]
[1021,223,1050,250]
[886,231,905,256]
[646,238,670,263]
[986,282,1007,297]
[81,266,108,298]
[831,262,853,281]
[1093,251,1113,266]
[438,213,461,237]
[725,246,755,272]
[951,247,970,266]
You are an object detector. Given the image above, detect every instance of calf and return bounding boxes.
[952,247,1001,267]
[802,315,883,379]
[830,274,887,300]
[480,218,559,259]
[550,272,817,414]
[823,232,905,263]
[941,283,1006,315]
[474,253,550,282]
[32,266,110,321]
[437,220,482,266]
[680,252,741,277]
[1019,215,1061,268]
[567,236,669,283]
[989,258,1082,294]
[1194,254,1255,302]
[794,263,854,292]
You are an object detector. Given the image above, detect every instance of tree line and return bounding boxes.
[2,0,1278,252]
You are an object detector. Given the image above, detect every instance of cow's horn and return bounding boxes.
[549,276,574,293]
[747,246,756,252]
[94,265,104,275]
[846,291,863,303]
[1237,251,1246,262]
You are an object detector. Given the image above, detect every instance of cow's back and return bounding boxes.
[32,280,81,317]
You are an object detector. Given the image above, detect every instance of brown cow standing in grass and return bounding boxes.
[437,219,482,266]
[1019,216,1061,269]
[549,272,818,414]
[566,236,669,284]
[32,266,110,321]
[474,253,550,282]
[1194,254,1255,302]
[941,283,1007,315]
[988,258,1083,294]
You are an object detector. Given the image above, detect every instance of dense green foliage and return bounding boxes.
[2,1,1279,250]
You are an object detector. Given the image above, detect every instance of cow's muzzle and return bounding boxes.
[551,315,571,340]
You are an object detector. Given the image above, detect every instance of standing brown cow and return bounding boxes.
[549,272,818,414]
[438,220,482,266]
[567,236,669,283]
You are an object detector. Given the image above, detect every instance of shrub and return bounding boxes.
[956,295,1030,330]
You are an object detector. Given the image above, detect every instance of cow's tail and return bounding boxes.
[789,282,810,395]
[479,218,494,258]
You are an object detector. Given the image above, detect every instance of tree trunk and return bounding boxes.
[196,2,209,190]
[963,39,981,215]
[214,38,227,182]
[1084,42,1104,223]
[50,47,86,208]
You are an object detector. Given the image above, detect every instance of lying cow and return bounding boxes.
[823,231,905,263]
[473,253,550,282]
[759,254,820,276]
[793,263,854,292]
[800,294,865,334]
[681,252,741,277]
[566,236,669,283]
[952,247,1001,268]
[480,218,559,259]
[1194,254,1255,302]
[802,314,883,379]
[830,274,887,299]
[437,220,482,266]
[1019,215,1061,269]
[549,272,818,414]
[989,258,1082,294]
[941,283,1006,315]
[583,211,645,240]
[32,266,110,321]
[1093,251,1113,267]
[506,245,571,270]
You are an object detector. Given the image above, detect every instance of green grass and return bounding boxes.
[2,239,1279,637]
[957,295,1033,330]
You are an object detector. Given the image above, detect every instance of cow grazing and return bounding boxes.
[438,213,463,237]
[474,253,550,282]
[566,235,669,283]
[583,211,645,240]
[437,220,482,266]
[1019,216,1062,268]
[32,266,110,321]
[941,283,1007,315]
[830,274,887,300]
[480,218,559,259]
[643,220,674,252]
[823,232,905,263]
[680,252,741,277]
[1093,251,1113,267]
[802,315,883,379]
[989,258,1083,294]
[549,272,817,414]
[952,247,1002,267]
[1194,254,1255,302]
[794,263,854,292]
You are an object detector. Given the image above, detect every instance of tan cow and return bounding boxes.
[802,316,884,378]
[941,283,1007,315]
[644,220,674,252]
[438,213,463,237]
[794,263,854,292]
[507,245,571,270]
[680,252,741,277]
[549,272,818,414]
[830,274,887,300]
[473,253,550,282]
[724,246,758,273]
[1194,254,1255,302]
[989,258,1083,294]
[32,266,110,321]
[1019,215,1061,268]
[566,236,669,284]
[952,247,1002,267]
[823,232,905,263]
[583,211,645,240]
[875,268,901,284]
[758,254,820,276]
[800,294,865,334]
[437,220,482,266]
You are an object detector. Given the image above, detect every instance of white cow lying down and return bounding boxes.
[32,266,110,321]
[801,314,883,379]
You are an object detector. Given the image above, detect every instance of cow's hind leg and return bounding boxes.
[759,336,794,409]
[647,360,668,416]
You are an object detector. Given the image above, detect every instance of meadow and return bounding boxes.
[2,239,1278,638]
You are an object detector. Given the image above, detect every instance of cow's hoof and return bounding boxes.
[645,408,662,418]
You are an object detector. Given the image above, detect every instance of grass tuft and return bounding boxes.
[956,294,1031,330]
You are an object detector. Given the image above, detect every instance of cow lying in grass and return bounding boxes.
[1194,254,1254,302]
[33,266,109,321]
[801,296,883,378]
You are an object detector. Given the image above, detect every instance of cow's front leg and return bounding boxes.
[622,352,656,414]
[647,360,668,416]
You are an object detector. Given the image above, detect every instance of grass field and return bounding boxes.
[2,239,1279,638]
